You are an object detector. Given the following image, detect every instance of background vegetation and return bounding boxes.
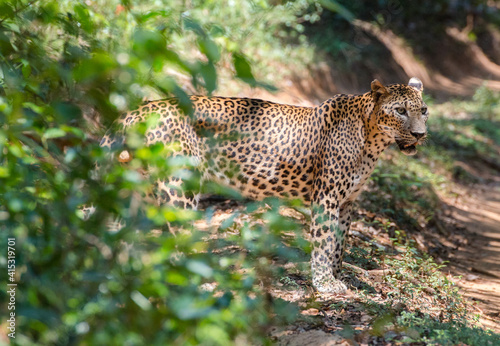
[1,0,499,344]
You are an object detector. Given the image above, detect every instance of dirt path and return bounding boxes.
[444,178,500,332]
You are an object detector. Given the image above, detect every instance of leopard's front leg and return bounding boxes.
[310,201,348,293]
[338,201,353,270]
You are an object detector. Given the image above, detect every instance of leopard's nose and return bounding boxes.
[411,131,425,140]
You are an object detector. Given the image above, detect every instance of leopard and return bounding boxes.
[99,77,428,293]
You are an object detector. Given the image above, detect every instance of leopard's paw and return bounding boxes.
[313,278,348,294]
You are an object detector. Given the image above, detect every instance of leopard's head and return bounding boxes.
[371,77,428,156]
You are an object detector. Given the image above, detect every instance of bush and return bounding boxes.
[0,1,309,344]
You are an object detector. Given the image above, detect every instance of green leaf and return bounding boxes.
[43,128,66,139]
[21,59,31,78]
[130,291,152,311]
[186,260,213,278]
[73,52,117,82]
[209,24,225,38]
[198,37,220,62]
[232,53,256,86]
[73,4,93,34]
[8,198,22,212]
[232,53,277,91]
[136,10,171,24]
[0,166,9,178]
[132,29,166,58]
[166,271,188,285]
[171,297,214,320]
[200,62,217,94]
[317,0,355,22]
[61,126,85,139]
[184,17,205,37]
[23,102,44,115]
[53,102,82,122]
[173,86,193,115]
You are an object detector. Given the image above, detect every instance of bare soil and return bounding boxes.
[443,175,500,332]
[196,163,500,345]
[197,22,500,340]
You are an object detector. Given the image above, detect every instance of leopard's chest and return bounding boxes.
[343,150,380,202]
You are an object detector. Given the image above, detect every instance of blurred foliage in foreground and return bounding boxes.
[0,0,314,344]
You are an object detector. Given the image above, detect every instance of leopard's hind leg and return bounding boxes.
[150,125,206,231]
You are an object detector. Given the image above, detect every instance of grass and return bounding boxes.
[255,88,500,344]
[275,212,500,344]
[280,88,500,344]
[395,311,500,345]
[140,88,500,344]
[424,86,500,167]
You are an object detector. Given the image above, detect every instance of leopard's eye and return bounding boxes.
[396,107,406,115]
[421,107,428,114]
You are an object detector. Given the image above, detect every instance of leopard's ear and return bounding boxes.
[408,77,423,92]
[371,79,390,103]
